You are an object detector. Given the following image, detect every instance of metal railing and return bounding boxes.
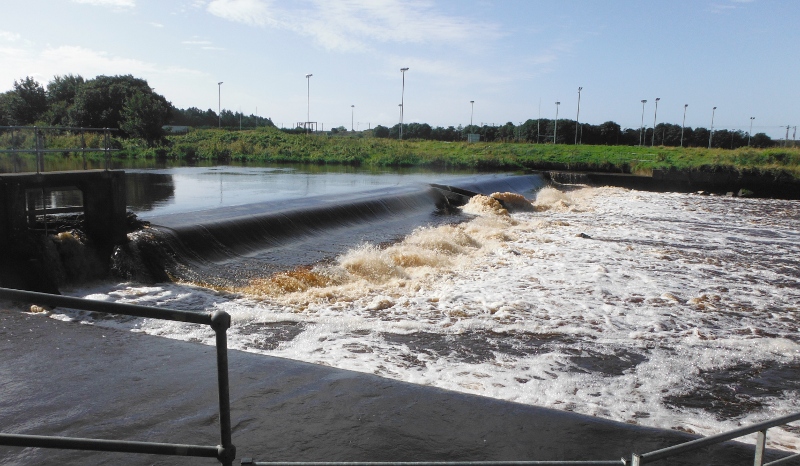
[242,462,627,466]
[631,411,800,465]
[0,125,119,173]
[2,288,799,466]
[0,287,235,465]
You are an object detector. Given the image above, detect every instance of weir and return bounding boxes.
[123,174,547,286]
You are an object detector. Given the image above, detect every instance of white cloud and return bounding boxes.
[206,0,278,27]
[0,43,205,90]
[181,38,225,51]
[149,22,165,28]
[0,31,21,42]
[71,0,136,8]
[205,0,501,52]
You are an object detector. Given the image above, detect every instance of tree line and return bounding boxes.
[0,75,273,145]
[1,74,776,149]
[372,119,775,149]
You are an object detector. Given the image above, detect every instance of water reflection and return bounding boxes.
[1,157,493,217]
[124,165,484,218]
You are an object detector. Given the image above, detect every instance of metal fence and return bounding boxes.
[0,287,235,465]
[0,125,119,173]
[631,411,800,465]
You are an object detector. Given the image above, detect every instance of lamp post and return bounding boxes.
[217,82,223,128]
[554,101,560,144]
[651,97,660,147]
[351,105,354,132]
[709,106,717,149]
[748,117,755,146]
[680,104,688,147]
[470,100,474,128]
[398,104,403,135]
[305,74,313,134]
[639,100,647,146]
[575,87,582,145]
[399,67,409,140]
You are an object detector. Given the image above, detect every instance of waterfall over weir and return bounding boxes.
[115,174,547,286]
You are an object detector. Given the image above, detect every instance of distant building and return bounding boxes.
[162,126,190,134]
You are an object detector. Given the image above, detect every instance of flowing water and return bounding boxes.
[42,167,800,451]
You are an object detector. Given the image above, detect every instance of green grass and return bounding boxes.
[4,126,800,178]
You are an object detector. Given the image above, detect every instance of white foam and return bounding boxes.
[55,186,800,450]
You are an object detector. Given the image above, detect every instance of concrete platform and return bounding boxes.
[0,310,788,466]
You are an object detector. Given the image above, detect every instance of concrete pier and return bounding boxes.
[0,170,127,247]
[0,170,127,292]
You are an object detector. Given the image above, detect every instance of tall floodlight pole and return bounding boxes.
[639,100,647,146]
[554,101,560,144]
[537,98,541,144]
[680,104,688,147]
[399,67,409,140]
[305,74,313,134]
[575,87,582,145]
[651,97,660,146]
[709,106,717,149]
[217,82,223,128]
[470,100,474,128]
[748,117,755,146]
[351,105,354,131]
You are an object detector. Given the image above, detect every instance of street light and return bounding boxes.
[709,106,717,149]
[351,105,355,132]
[305,74,313,134]
[639,100,647,146]
[398,104,403,136]
[651,97,660,147]
[748,117,755,146]
[680,104,688,147]
[399,67,409,140]
[554,101,560,144]
[575,87,582,145]
[470,100,474,128]
[217,82,223,128]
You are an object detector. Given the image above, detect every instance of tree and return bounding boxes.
[0,91,15,126]
[42,74,85,126]
[119,91,172,145]
[373,125,390,138]
[47,74,84,105]
[1,77,48,125]
[69,75,157,129]
[750,133,773,148]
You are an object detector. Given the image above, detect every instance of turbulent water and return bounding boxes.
[53,183,800,450]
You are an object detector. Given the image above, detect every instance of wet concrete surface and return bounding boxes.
[0,310,793,466]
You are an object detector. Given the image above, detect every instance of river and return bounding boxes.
[47,165,800,452]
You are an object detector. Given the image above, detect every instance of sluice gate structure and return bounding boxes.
[0,126,127,291]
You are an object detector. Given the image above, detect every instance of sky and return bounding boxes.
[1,0,798,139]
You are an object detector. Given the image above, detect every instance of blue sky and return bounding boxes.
[1,0,797,139]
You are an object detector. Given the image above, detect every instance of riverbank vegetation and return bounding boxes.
[148,128,800,177]
[1,74,798,177]
[3,126,798,178]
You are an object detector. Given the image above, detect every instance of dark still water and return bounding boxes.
[124,164,488,217]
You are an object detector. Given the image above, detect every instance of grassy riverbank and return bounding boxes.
[143,128,800,177]
[4,126,800,177]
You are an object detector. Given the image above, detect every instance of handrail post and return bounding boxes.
[211,310,236,466]
[35,126,42,174]
[631,454,642,466]
[754,429,767,466]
